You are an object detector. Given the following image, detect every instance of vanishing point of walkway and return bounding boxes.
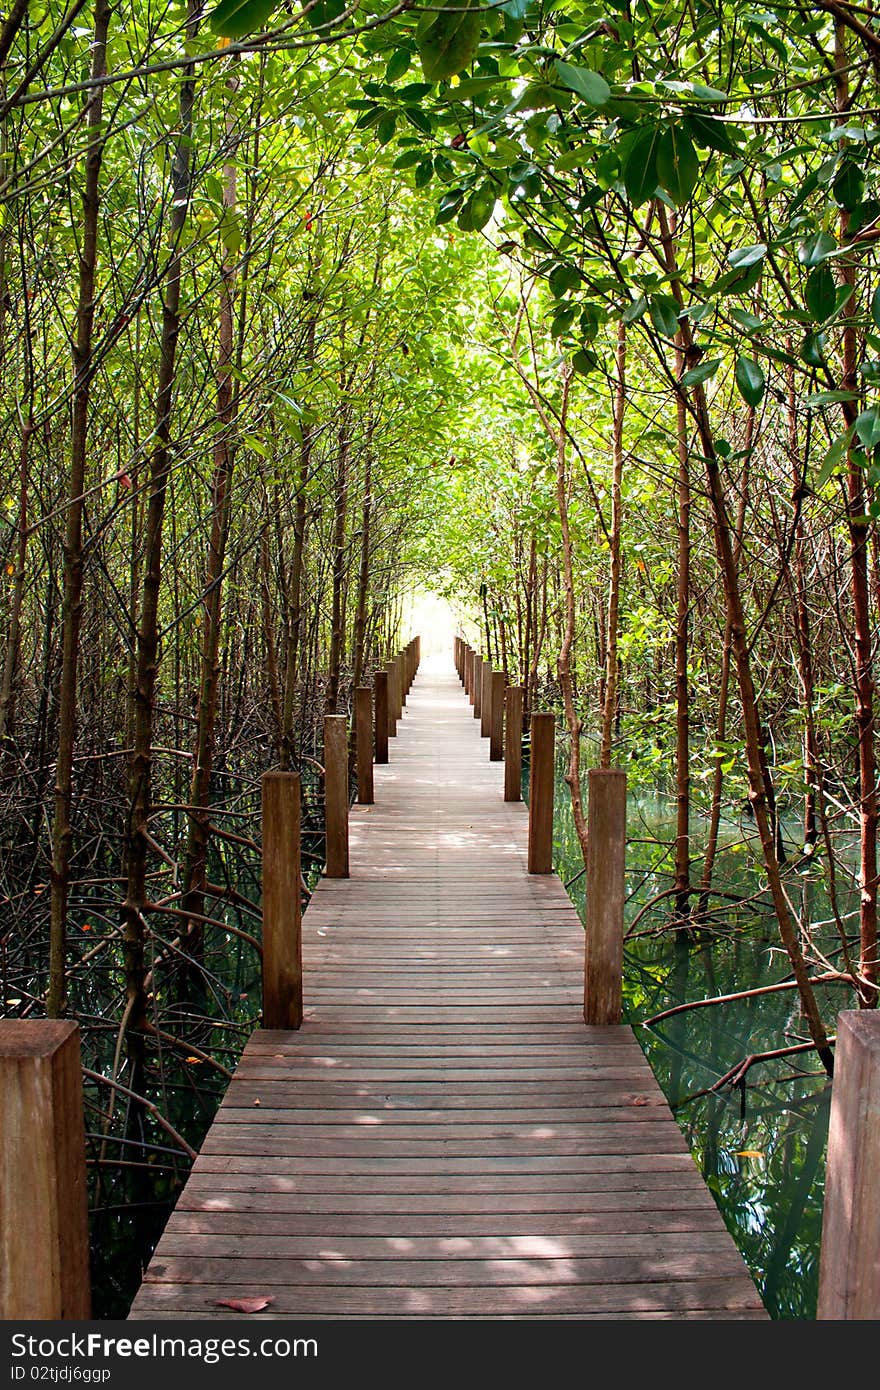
[130,661,766,1320]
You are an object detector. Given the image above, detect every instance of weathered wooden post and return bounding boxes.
[386,659,399,738]
[466,647,475,704]
[480,660,493,738]
[261,770,303,1029]
[473,655,483,720]
[504,685,524,801]
[355,686,374,805]
[490,670,506,761]
[374,670,389,764]
[324,713,349,878]
[454,636,462,680]
[583,769,627,1025]
[527,712,555,873]
[0,1021,91,1319]
[817,1011,880,1319]
[398,650,407,709]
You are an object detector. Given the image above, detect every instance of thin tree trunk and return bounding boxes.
[600,321,626,767]
[554,364,589,860]
[122,0,199,1051]
[836,23,877,1005]
[180,58,241,956]
[48,0,111,1017]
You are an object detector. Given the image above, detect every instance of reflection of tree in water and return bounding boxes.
[550,770,842,1319]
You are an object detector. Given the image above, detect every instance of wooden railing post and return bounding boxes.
[261,770,303,1029]
[473,655,483,721]
[504,685,524,801]
[466,647,475,704]
[398,650,407,709]
[355,686,374,805]
[527,712,555,873]
[374,670,389,764]
[583,769,627,1025]
[324,713,349,878]
[0,1021,91,1319]
[490,670,505,761]
[386,659,399,738]
[454,636,462,680]
[480,660,493,738]
[818,1011,880,1318]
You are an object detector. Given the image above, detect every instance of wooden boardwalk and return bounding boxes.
[129,661,766,1320]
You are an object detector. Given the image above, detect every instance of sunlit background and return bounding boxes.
[399,588,478,669]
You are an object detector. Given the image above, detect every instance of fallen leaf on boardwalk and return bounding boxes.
[213,1296,275,1314]
[253,1099,261,1106]
[629,1095,650,1106]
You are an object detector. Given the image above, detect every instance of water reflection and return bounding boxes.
[547,770,839,1320]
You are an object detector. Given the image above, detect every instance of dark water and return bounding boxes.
[544,766,846,1320]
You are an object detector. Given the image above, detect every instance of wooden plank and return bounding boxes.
[130,663,765,1322]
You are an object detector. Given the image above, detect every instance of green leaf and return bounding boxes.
[376,112,397,146]
[805,389,861,408]
[797,231,837,267]
[735,355,765,407]
[435,188,465,224]
[872,285,880,333]
[801,332,826,367]
[549,263,581,296]
[681,357,721,386]
[572,348,599,375]
[209,0,278,38]
[305,0,345,28]
[855,407,880,449]
[833,160,865,211]
[656,126,699,205]
[414,161,433,189]
[419,0,482,84]
[729,306,763,332]
[649,295,680,338]
[458,183,496,232]
[815,424,856,488]
[622,125,662,207]
[684,112,740,155]
[805,266,836,322]
[728,243,767,270]
[859,359,880,385]
[554,61,611,107]
[621,295,648,324]
[384,49,412,83]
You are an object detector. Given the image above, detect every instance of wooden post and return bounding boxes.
[355,686,374,805]
[374,670,389,764]
[504,686,524,801]
[818,1011,880,1319]
[528,712,555,873]
[0,1021,91,1319]
[454,636,462,679]
[386,659,398,738]
[473,655,483,720]
[261,771,303,1029]
[490,670,505,761]
[583,769,627,1025]
[324,714,349,878]
[397,650,407,710]
[480,660,493,738]
[466,648,475,704]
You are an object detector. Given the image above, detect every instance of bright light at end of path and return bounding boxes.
[400,591,459,669]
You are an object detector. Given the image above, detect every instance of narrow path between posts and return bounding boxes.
[129,661,766,1319]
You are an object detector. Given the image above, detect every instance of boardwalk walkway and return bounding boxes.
[130,660,766,1320]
